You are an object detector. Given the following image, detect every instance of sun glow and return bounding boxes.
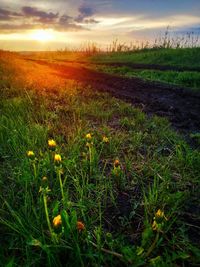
[31,29,54,42]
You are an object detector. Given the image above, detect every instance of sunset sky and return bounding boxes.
[0,0,200,51]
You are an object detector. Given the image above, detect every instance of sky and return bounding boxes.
[0,0,200,51]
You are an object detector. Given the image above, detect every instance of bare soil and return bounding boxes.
[27,59,200,142]
[57,59,200,72]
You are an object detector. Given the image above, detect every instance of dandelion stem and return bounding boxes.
[89,145,92,177]
[89,241,126,261]
[32,162,37,180]
[43,193,54,242]
[58,169,65,206]
[146,232,159,258]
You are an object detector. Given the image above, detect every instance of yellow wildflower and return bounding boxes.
[53,215,62,227]
[54,154,62,163]
[155,209,164,218]
[154,209,167,223]
[152,220,158,231]
[102,136,109,143]
[152,209,167,231]
[85,133,92,140]
[27,150,35,159]
[114,159,120,168]
[42,176,48,181]
[77,221,85,231]
[48,139,56,149]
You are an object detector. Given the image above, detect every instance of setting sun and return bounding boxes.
[31,29,54,42]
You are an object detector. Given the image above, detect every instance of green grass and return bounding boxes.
[1,52,200,266]
[94,65,200,90]
[91,48,200,68]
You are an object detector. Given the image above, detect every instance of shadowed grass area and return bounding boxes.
[0,51,200,266]
[94,65,200,91]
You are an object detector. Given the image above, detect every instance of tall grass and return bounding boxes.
[61,31,200,53]
[23,29,200,61]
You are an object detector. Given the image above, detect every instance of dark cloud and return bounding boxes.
[84,18,99,24]
[0,21,84,33]
[55,23,84,32]
[79,5,94,17]
[56,14,86,31]
[22,6,58,23]
[0,5,95,33]
[59,14,73,25]
[0,8,21,21]
[56,14,85,31]
[0,23,40,32]
[75,5,95,22]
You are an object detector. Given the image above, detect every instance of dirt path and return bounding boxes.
[29,59,200,140]
[96,62,200,72]
[57,59,200,72]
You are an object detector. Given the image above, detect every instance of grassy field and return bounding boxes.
[28,48,200,90]
[91,48,200,67]
[26,47,200,67]
[1,50,200,266]
[90,48,200,91]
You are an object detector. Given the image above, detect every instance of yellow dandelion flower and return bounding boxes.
[85,133,92,140]
[152,209,168,231]
[155,209,164,218]
[77,221,85,231]
[42,176,48,181]
[154,209,167,222]
[54,154,62,163]
[48,139,56,149]
[53,214,62,227]
[27,150,35,159]
[152,220,158,231]
[114,159,120,168]
[102,136,109,143]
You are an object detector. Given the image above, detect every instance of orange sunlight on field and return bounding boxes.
[0,51,74,95]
